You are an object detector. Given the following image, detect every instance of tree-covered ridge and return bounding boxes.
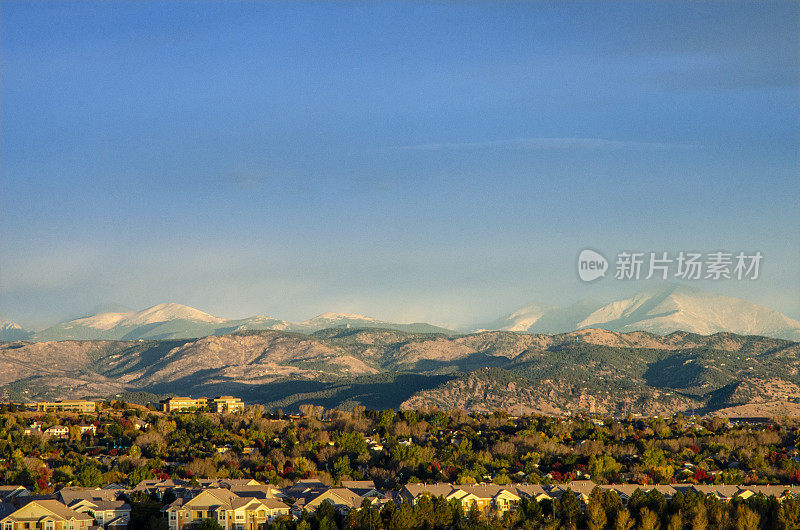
[1,329,798,416]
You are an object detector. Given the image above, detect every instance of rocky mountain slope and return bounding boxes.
[2,327,798,417]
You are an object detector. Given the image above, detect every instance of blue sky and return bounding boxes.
[2,1,798,329]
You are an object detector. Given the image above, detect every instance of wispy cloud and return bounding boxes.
[383,137,700,152]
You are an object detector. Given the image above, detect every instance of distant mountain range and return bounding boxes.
[2,284,799,342]
[3,283,798,417]
[1,326,798,417]
[2,304,452,342]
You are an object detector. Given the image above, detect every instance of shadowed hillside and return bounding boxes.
[1,328,798,415]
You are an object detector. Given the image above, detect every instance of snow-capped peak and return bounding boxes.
[306,312,379,323]
[487,284,800,341]
[576,284,800,340]
[0,318,32,341]
[69,303,225,330]
[498,303,556,331]
[0,319,25,331]
[124,303,225,325]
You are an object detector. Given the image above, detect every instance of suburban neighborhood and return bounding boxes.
[4,477,800,530]
[3,398,800,527]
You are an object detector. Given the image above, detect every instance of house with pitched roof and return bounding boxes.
[339,481,382,499]
[400,483,520,514]
[78,425,97,437]
[0,488,31,503]
[44,426,69,439]
[399,483,454,505]
[132,479,188,500]
[298,489,363,516]
[515,485,552,504]
[228,486,283,500]
[0,499,93,530]
[66,500,130,530]
[56,488,122,506]
[163,488,288,530]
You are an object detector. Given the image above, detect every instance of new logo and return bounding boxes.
[578,249,608,282]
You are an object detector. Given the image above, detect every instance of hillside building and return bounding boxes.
[29,401,96,413]
[210,396,244,413]
[159,397,208,412]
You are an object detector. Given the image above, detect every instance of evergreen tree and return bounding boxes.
[638,508,660,530]
[586,487,607,530]
[556,490,580,530]
[779,497,800,530]
[614,508,634,530]
[665,512,681,530]
[733,504,760,530]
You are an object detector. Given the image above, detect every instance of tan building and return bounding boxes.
[401,483,520,514]
[159,397,208,413]
[0,486,31,502]
[0,499,93,530]
[163,489,288,530]
[56,487,124,506]
[515,484,552,504]
[67,500,130,530]
[78,425,97,436]
[210,396,244,413]
[339,481,382,499]
[29,401,96,413]
[44,426,70,439]
[302,488,364,514]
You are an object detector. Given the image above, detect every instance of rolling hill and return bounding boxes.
[2,327,798,417]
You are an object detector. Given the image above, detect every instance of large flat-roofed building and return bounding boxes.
[210,396,244,413]
[159,397,208,412]
[29,400,96,413]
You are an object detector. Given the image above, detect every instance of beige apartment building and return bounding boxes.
[0,500,93,530]
[159,396,244,413]
[159,397,208,412]
[210,396,244,413]
[28,401,96,413]
[163,489,288,530]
